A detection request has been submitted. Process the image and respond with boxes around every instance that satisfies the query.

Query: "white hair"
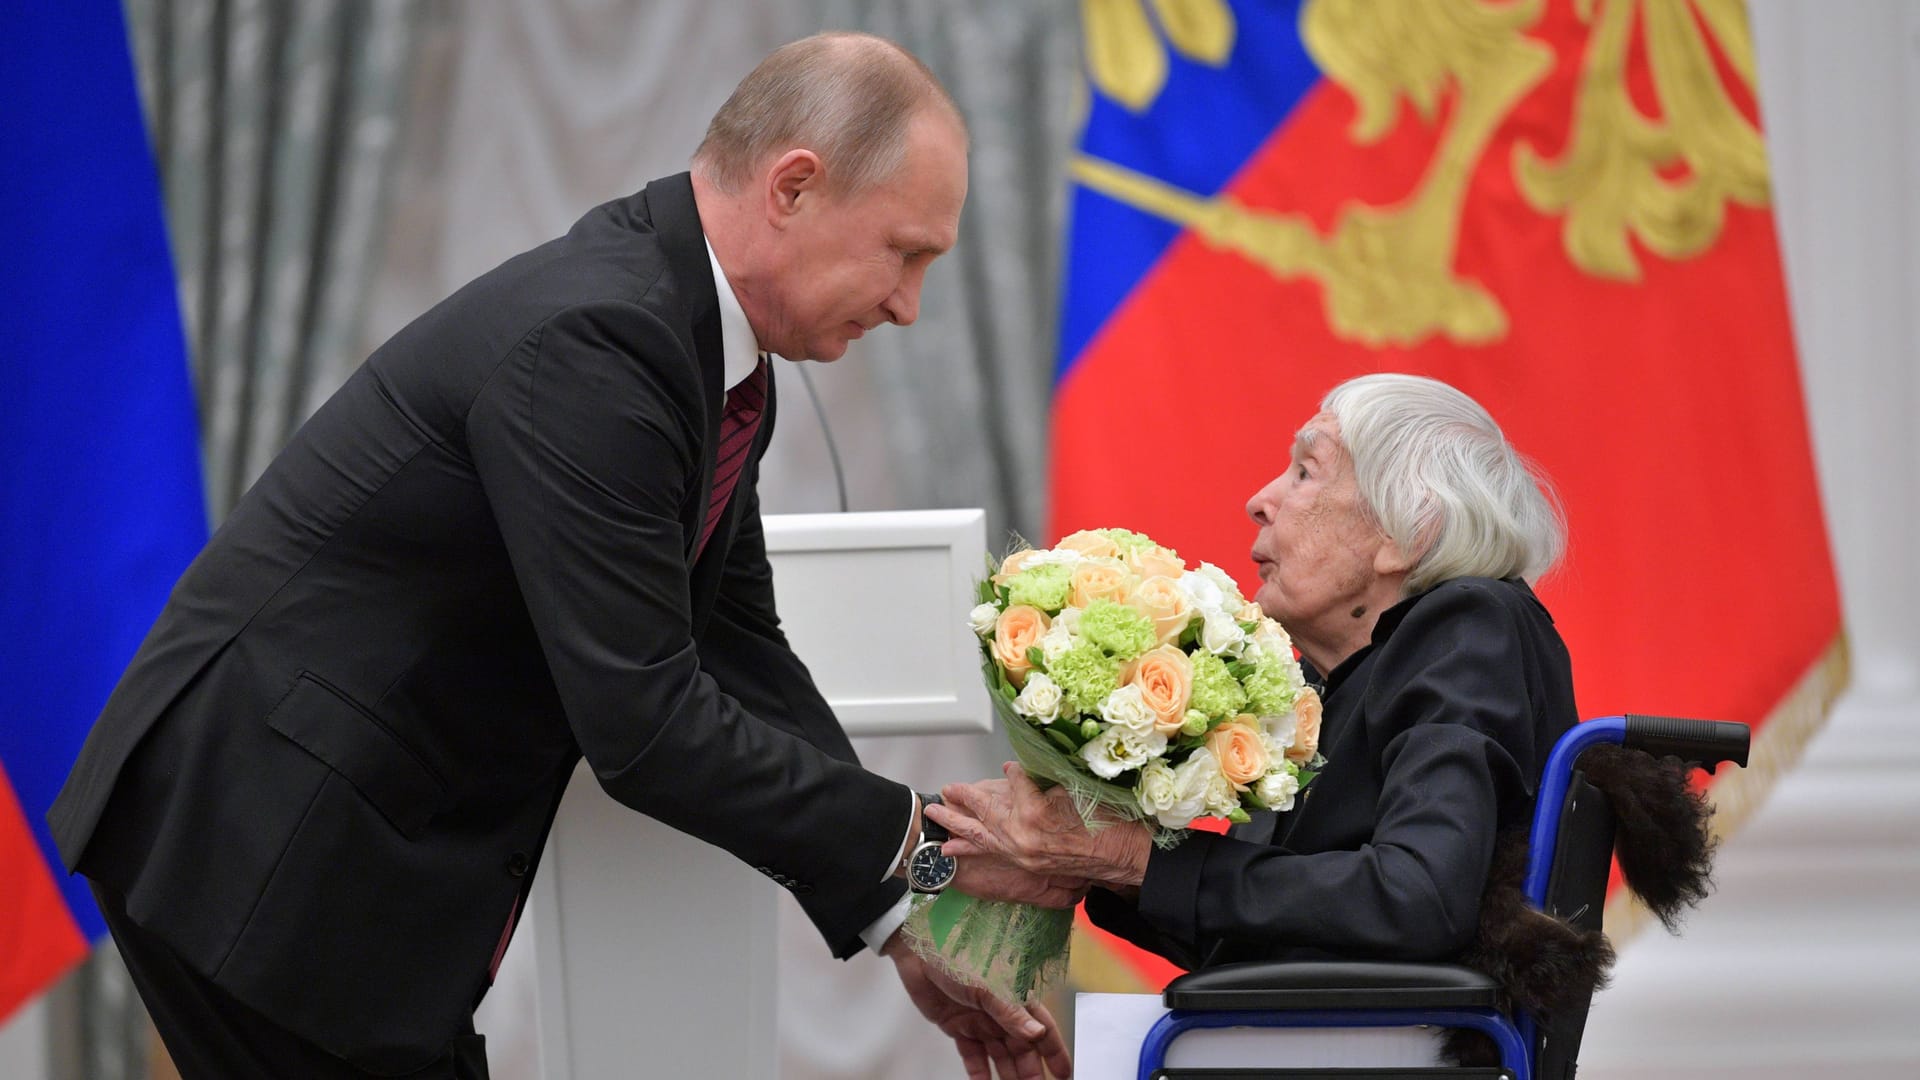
[692,32,965,196]
[1322,373,1565,596]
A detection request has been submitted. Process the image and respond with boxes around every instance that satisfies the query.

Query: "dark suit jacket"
[48,173,911,1073]
[1085,577,1576,970]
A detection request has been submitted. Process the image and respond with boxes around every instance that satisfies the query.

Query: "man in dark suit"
[50,32,1070,1080]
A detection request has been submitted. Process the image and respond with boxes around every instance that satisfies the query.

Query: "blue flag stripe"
[1055,0,1323,384]
[1,1,209,941]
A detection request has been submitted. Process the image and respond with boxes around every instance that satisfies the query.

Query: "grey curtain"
[45,4,430,1078]
[124,0,429,518]
[793,0,1084,546]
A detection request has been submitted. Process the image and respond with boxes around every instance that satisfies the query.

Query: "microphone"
[793,364,850,512]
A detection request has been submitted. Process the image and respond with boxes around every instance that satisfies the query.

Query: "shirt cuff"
[859,894,912,954]
[878,790,919,883]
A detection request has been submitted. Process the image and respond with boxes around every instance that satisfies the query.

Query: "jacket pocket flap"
[267,673,447,838]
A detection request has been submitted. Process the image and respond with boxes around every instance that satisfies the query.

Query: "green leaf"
[1045,728,1081,755]
[925,890,973,950]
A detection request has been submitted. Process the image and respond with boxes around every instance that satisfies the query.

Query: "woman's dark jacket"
[1084,576,1577,969]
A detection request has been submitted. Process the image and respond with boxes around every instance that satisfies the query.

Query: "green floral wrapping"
[901,691,1180,1003]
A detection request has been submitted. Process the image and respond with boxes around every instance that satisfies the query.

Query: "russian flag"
[1,1,207,1022]
[1051,0,1842,990]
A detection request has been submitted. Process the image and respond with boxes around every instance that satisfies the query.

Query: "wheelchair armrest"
[1162,961,1503,1012]
[1622,714,1749,770]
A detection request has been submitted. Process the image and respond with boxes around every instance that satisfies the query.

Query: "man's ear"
[764,149,824,229]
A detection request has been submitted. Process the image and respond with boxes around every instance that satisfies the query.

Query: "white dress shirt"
[703,239,913,953]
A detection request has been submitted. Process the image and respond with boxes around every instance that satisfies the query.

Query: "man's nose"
[884,268,925,326]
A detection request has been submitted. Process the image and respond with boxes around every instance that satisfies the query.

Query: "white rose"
[968,602,1000,637]
[1176,570,1224,615]
[1202,765,1242,817]
[1195,561,1246,607]
[1080,724,1167,780]
[1255,768,1301,813]
[1245,618,1295,661]
[1261,711,1299,755]
[1161,748,1222,827]
[1099,684,1158,734]
[1013,673,1065,724]
[1199,608,1246,656]
[1039,621,1078,666]
[1134,759,1180,820]
[1032,547,1086,571]
[1055,605,1084,633]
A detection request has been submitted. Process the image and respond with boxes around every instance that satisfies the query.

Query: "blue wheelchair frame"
[1136,714,1750,1080]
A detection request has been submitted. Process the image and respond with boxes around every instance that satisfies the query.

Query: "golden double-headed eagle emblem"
[1075,0,1769,347]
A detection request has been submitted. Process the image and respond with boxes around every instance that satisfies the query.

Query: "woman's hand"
[930,763,1154,889]
[950,854,1091,909]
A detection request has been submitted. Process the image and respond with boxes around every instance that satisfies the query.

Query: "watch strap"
[917,791,949,844]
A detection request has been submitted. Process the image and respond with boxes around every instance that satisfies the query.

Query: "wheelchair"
[1135,714,1751,1080]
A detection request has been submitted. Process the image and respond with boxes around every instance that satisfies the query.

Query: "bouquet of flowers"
[905,527,1323,1000]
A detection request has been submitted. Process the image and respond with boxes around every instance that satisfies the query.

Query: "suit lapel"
[641,172,725,543]
[640,173,760,627]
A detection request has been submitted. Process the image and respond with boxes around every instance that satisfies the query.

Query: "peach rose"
[1125,645,1194,734]
[1056,529,1120,559]
[1287,686,1323,763]
[992,547,1044,586]
[1130,575,1194,645]
[1236,601,1266,624]
[992,605,1051,685]
[1207,718,1271,789]
[1126,544,1186,581]
[1070,558,1133,608]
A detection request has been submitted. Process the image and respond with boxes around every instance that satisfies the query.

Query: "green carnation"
[1005,563,1071,612]
[1188,651,1249,719]
[1078,598,1157,660]
[1242,651,1302,717]
[1049,643,1122,713]
[1099,528,1158,555]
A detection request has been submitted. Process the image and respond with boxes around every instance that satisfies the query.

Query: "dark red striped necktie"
[697,355,769,558]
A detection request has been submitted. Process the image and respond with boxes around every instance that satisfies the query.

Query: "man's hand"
[885,931,1072,1079]
[931,764,1154,888]
[951,854,1090,909]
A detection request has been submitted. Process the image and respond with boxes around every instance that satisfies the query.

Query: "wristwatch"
[906,792,958,894]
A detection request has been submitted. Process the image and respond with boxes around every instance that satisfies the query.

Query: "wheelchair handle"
[1622,714,1750,770]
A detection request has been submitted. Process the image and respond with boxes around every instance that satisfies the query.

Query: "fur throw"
[1442,744,1718,1066]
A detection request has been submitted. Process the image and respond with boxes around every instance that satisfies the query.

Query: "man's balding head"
[692,32,967,196]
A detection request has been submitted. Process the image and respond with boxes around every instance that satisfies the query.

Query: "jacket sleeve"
[1131,581,1545,961]
[464,298,914,934]
[1082,886,1206,970]
[696,466,911,956]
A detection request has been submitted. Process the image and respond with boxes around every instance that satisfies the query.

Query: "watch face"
[907,842,957,893]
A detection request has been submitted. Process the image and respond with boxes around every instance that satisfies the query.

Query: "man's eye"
[1296,464,1309,481]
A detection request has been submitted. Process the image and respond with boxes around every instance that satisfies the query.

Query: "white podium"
[490,509,990,1079]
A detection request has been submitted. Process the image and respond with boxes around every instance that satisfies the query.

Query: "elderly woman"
[929,372,1576,973]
